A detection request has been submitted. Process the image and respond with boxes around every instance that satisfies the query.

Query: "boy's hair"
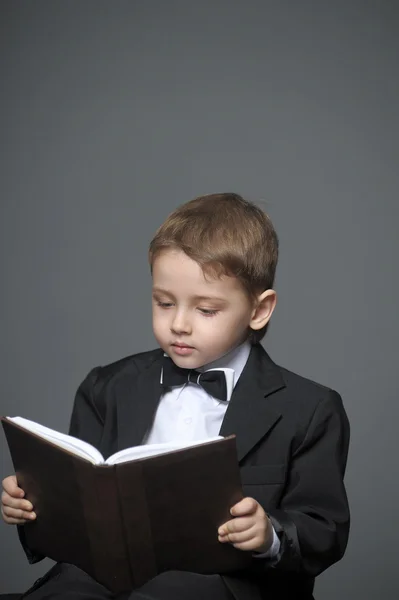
[149,193,279,343]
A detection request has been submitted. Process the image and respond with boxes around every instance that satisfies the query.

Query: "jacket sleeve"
[18,367,103,564]
[68,367,104,443]
[253,390,350,577]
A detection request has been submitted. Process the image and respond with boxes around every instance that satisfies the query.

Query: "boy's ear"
[249,289,277,331]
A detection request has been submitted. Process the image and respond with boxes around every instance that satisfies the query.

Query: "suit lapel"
[115,353,164,451]
[220,344,285,462]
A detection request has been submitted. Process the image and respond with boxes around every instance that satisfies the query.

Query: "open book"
[2,416,248,593]
[7,416,223,465]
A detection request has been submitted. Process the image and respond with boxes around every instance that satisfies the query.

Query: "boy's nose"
[170,311,192,335]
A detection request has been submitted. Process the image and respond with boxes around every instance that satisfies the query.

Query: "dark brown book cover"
[1,417,249,593]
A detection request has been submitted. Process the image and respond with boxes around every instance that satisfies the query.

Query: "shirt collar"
[161,340,251,403]
[198,340,251,386]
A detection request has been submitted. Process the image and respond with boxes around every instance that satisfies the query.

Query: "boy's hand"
[218,497,272,553]
[1,475,36,524]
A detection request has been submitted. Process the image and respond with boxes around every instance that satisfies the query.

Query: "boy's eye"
[198,308,218,316]
[156,301,173,308]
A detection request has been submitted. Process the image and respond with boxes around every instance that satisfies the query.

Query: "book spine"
[73,461,133,593]
[115,460,158,588]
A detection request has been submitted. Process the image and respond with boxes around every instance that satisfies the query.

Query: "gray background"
[1,0,398,597]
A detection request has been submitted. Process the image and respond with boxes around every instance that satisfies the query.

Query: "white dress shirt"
[144,341,280,559]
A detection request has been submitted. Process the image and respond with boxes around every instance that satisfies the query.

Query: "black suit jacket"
[21,344,350,600]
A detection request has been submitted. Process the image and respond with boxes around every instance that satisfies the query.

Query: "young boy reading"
[1,193,350,600]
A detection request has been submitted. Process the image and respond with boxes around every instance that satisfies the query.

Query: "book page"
[105,436,223,465]
[7,417,105,465]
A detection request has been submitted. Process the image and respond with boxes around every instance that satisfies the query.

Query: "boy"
[1,193,350,600]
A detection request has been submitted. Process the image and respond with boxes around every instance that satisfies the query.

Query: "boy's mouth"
[171,342,195,355]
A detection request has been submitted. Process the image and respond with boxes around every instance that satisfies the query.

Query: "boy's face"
[151,249,256,369]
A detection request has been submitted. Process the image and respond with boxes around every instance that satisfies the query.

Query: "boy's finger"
[230,539,261,552]
[230,497,258,517]
[1,493,33,511]
[3,476,24,496]
[1,506,34,525]
[2,506,36,521]
[2,515,30,525]
[219,527,256,544]
[218,516,254,536]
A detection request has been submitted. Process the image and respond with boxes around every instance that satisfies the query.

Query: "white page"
[7,417,223,466]
[7,416,105,465]
[105,436,223,465]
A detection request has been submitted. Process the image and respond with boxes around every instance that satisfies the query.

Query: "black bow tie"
[161,356,228,402]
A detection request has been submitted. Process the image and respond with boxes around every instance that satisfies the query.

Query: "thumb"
[230,497,258,517]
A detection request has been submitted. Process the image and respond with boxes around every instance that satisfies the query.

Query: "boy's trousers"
[21,563,236,600]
